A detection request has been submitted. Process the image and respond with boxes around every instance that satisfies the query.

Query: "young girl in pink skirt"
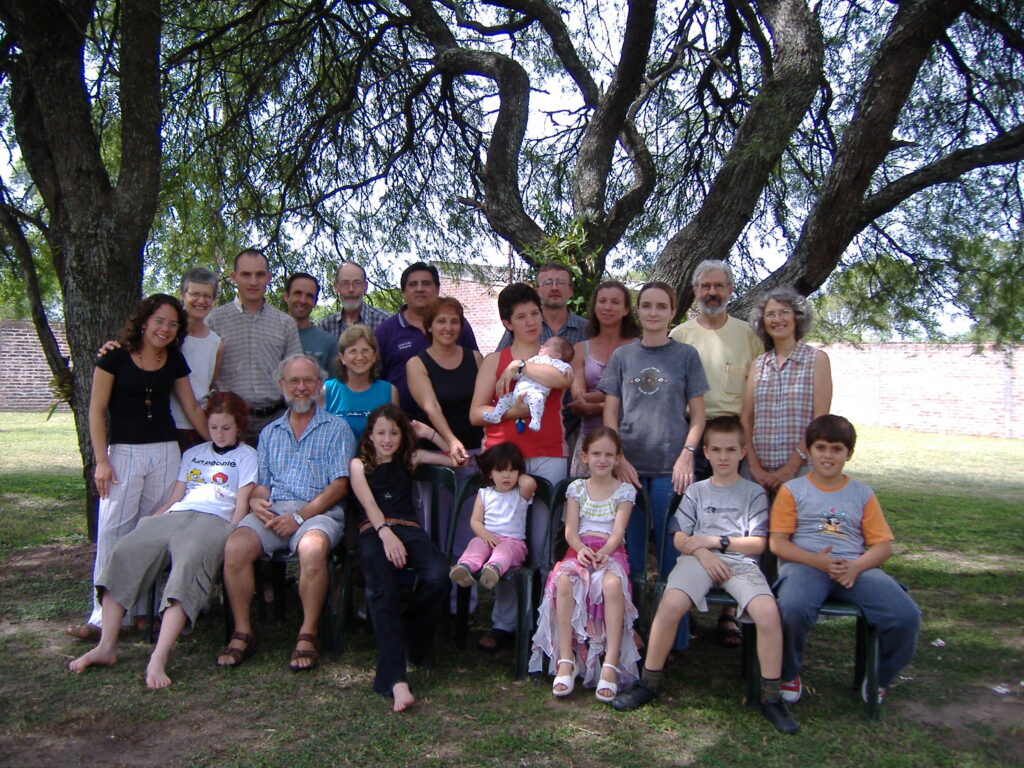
[529,427,640,702]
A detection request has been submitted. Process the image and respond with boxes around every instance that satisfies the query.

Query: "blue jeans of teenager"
[776,562,921,687]
[626,475,689,651]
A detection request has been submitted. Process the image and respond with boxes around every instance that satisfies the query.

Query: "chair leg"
[145,578,159,644]
[859,616,882,719]
[514,572,533,681]
[272,560,287,622]
[455,585,470,650]
[742,622,760,707]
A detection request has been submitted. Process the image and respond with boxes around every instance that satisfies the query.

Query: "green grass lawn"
[0,413,1021,767]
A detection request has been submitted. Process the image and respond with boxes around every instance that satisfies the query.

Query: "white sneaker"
[780,676,802,703]
[861,678,887,705]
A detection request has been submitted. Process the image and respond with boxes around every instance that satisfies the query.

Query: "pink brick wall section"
[816,342,1021,439]
[0,320,71,411]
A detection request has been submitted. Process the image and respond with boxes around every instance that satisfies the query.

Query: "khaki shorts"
[665,554,773,620]
[236,500,343,555]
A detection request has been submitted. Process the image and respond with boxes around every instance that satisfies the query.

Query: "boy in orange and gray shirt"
[769,414,920,705]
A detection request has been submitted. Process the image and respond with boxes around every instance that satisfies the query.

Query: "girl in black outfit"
[348,404,455,712]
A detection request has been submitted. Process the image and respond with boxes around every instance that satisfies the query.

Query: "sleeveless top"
[359,460,417,526]
[483,348,565,459]
[417,348,484,451]
[752,341,816,472]
[171,331,220,429]
[580,340,608,436]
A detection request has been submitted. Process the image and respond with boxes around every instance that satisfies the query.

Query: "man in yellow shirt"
[669,259,762,647]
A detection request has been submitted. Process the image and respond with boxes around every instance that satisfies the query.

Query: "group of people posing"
[66,252,920,730]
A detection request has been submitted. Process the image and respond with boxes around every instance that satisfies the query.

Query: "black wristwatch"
[516,359,526,380]
[719,535,731,552]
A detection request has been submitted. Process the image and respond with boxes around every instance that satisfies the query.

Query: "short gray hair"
[276,353,327,384]
[749,286,814,350]
[691,259,735,289]
[179,267,219,297]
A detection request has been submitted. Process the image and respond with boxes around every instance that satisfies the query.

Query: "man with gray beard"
[669,260,762,648]
[320,260,392,338]
[216,355,354,672]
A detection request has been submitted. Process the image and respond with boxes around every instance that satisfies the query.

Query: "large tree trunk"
[0,0,161,538]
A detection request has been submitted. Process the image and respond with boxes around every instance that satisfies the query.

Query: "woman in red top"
[470,283,572,649]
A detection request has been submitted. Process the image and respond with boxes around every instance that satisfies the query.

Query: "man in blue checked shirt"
[217,354,355,672]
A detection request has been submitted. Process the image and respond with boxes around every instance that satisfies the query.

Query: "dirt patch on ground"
[0,541,94,580]
[899,685,1024,752]
[0,710,267,768]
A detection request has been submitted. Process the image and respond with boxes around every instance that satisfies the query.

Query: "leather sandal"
[216,632,255,667]
[289,632,320,672]
[596,663,619,703]
[552,658,577,697]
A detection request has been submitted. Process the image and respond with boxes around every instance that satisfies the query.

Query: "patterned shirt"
[320,303,392,338]
[496,310,588,352]
[751,341,816,472]
[206,297,302,409]
[567,479,636,537]
[257,404,354,515]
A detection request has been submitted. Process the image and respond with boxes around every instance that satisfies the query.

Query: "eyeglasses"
[336,280,365,290]
[149,316,181,330]
[185,290,214,302]
[284,376,318,387]
[697,282,728,292]
[538,278,571,288]
[763,309,794,321]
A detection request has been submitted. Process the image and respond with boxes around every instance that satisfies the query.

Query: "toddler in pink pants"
[449,442,536,589]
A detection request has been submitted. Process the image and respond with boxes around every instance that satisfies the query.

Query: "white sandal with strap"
[596,663,619,703]
[552,658,577,697]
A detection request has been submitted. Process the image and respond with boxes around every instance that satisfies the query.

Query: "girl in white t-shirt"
[70,392,257,690]
[529,427,640,703]
[450,442,537,590]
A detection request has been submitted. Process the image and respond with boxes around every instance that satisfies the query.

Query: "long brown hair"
[120,294,188,353]
[356,404,417,474]
[585,280,640,339]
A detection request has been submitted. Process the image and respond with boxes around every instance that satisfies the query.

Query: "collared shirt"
[298,324,339,376]
[375,304,478,415]
[669,315,762,419]
[257,404,354,504]
[206,297,303,409]
[320,303,392,338]
[496,310,588,352]
[751,341,816,472]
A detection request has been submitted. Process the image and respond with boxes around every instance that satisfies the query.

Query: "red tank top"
[483,348,565,459]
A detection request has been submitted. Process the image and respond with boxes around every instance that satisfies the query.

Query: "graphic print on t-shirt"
[818,507,846,536]
[628,366,669,395]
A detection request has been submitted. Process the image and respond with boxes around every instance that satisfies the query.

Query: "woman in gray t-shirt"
[599,281,708,650]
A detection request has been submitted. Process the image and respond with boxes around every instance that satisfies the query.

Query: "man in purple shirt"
[375,261,478,417]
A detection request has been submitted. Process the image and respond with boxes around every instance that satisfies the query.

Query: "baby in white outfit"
[483,336,574,432]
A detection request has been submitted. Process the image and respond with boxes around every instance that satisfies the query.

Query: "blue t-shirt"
[323,378,394,440]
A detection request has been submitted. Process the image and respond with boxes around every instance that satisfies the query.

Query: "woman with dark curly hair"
[741,287,832,495]
[67,294,209,640]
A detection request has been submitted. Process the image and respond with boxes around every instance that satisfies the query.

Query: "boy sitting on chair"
[611,416,799,734]
[769,414,920,706]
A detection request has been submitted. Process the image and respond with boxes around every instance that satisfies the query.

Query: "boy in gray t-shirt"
[611,417,799,735]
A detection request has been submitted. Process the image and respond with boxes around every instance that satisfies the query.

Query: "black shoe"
[761,699,800,734]
[611,681,658,711]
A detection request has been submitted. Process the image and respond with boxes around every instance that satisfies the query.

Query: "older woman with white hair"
[740,287,832,495]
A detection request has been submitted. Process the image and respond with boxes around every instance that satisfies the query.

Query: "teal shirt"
[299,325,340,376]
[323,378,394,440]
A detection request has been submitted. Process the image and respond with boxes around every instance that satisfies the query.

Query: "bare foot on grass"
[69,646,116,673]
[65,624,100,641]
[146,661,172,690]
[392,682,415,712]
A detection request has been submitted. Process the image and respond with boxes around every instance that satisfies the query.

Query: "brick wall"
[818,342,1021,439]
[0,320,70,411]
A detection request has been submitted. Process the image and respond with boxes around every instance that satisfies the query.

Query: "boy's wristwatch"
[719,535,730,552]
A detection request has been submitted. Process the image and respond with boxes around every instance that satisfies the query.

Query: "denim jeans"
[627,475,689,651]
[776,562,921,686]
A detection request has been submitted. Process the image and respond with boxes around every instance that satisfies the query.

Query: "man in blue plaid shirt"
[217,354,354,672]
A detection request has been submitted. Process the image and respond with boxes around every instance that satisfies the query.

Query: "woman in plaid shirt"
[741,287,832,495]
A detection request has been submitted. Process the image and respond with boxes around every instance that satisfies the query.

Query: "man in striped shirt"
[206,249,302,446]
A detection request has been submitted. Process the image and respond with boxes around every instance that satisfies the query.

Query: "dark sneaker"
[611,681,658,711]
[780,676,802,703]
[761,699,800,734]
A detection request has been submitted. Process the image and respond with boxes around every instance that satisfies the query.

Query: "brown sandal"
[216,632,255,667]
[289,632,320,672]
